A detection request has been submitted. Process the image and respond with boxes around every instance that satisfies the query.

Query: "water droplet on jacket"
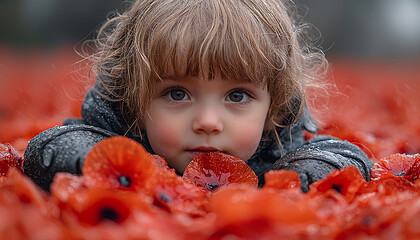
[42,148,54,168]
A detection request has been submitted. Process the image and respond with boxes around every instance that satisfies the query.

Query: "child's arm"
[248,106,373,191]
[24,124,116,191]
[271,136,373,192]
[23,80,154,191]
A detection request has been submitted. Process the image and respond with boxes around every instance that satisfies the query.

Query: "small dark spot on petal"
[332,184,342,193]
[159,193,171,202]
[207,183,220,191]
[118,175,131,187]
[153,193,171,212]
[363,216,374,226]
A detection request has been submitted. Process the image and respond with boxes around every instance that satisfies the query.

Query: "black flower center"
[100,207,120,223]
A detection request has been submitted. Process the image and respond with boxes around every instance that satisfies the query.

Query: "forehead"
[156,75,267,92]
[143,1,288,88]
[156,59,263,86]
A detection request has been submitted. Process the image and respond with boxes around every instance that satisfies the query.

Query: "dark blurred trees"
[1,0,419,58]
[0,0,128,47]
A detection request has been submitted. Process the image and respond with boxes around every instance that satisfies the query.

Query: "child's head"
[91,0,326,172]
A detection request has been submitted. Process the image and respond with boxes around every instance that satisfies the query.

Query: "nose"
[192,106,223,134]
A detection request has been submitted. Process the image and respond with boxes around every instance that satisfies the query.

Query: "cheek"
[230,121,265,160]
[227,101,270,160]
[237,125,263,147]
[145,116,183,155]
[148,123,178,146]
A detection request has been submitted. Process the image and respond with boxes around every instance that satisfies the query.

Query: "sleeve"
[23,124,116,191]
[270,135,373,192]
[247,105,318,186]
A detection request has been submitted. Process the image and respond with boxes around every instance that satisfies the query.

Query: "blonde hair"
[91,0,327,136]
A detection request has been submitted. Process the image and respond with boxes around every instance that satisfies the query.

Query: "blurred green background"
[1,0,420,59]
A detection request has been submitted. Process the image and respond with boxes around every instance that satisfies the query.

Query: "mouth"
[187,147,221,157]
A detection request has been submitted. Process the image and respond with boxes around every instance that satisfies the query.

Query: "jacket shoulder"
[24,124,116,191]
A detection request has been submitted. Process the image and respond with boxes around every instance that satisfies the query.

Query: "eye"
[226,89,250,103]
[165,88,190,101]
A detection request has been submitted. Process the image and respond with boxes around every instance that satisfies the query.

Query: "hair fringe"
[82,0,330,141]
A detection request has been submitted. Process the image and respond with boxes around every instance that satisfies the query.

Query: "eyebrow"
[159,75,260,87]
[157,77,189,86]
[159,74,185,81]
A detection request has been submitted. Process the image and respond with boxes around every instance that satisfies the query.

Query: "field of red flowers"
[1,47,420,239]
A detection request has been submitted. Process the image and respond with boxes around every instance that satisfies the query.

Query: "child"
[24,0,372,192]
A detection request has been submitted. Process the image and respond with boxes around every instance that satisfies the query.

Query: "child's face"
[144,75,271,173]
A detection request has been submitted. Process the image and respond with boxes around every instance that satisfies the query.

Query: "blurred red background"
[0,47,90,153]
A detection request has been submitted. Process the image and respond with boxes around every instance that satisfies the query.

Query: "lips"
[187,147,221,158]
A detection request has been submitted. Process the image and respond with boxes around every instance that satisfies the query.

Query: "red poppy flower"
[208,186,317,224]
[334,201,405,240]
[1,168,51,210]
[0,169,66,239]
[182,152,257,191]
[207,185,326,239]
[0,190,65,240]
[263,170,301,190]
[149,169,208,217]
[50,172,87,210]
[0,143,23,178]
[67,187,150,226]
[308,166,366,203]
[152,154,169,169]
[82,136,156,192]
[371,153,420,182]
[356,177,417,196]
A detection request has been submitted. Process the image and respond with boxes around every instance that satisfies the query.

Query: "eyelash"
[226,88,255,101]
[160,86,255,103]
[161,86,190,101]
